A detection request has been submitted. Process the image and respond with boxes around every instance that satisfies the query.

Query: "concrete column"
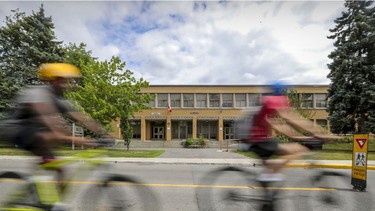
[192,116,197,139]
[218,117,224,142]
[166,117,172,141]
[141,117,146,141]
[146,120,152,140]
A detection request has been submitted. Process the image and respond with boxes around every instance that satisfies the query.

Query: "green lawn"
[55,148,165,158]
[237,150,375,160]
[0,146,164,158]
[1,141,374,160]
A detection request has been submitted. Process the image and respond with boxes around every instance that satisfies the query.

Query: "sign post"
[351,133,369,191]
[71,123,84,150]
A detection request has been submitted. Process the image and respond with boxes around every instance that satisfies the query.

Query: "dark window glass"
[157,93,168,107]
[209,94,220,108]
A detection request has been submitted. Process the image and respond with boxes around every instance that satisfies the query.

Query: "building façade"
[111,85,329,142]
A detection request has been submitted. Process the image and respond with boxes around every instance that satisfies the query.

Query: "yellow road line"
[286,163,375,170]
[0,180,336,191]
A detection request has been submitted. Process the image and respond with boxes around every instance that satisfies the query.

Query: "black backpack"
[0,107,22,145]
[233,107,261,142]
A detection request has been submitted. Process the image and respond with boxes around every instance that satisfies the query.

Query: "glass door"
[153,127,164,140]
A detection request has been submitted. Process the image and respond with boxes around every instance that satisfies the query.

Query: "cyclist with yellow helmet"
[9,63,106,164]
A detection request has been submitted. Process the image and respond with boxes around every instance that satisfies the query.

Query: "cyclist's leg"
[12,126,55,160]
[22,130,67,192]
[274,142,309,171]
[251,140,282,172]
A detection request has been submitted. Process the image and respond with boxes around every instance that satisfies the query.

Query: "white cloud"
[0,1,346,85]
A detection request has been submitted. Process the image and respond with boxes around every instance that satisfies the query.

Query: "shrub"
[184,138,194,147]
[342,135,353,143]
[183,137,207,148]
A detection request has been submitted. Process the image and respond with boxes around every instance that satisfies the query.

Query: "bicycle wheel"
[81,174,160,211]
[0,171,43,210]
[294,170,373,211]
[198,166,281,211]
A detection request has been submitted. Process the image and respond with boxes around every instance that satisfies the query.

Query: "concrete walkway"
[0,148,374,169]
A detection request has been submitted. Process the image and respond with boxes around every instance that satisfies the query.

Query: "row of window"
[130,119,328,140]
[147,93,328,109]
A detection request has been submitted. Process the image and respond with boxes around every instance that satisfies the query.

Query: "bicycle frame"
[0,149,108,211]
[198,155,366,211]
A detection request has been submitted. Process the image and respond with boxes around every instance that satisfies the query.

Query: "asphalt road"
[0,160,374,211]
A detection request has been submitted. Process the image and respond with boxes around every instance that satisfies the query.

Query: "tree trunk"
[120,116,133,151]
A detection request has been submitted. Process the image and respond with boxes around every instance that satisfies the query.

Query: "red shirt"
[250,96,290,141]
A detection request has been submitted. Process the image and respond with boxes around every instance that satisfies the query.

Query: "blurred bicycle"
[197,138,372,211]
[0,139,161,211]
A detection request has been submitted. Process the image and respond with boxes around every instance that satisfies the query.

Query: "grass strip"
[0,146,164,158]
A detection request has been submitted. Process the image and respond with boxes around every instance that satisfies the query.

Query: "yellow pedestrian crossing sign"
[351,134,369,191]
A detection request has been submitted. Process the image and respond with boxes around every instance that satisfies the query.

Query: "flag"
[168,101,172,112]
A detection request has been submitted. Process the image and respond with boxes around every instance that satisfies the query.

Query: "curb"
[0,156,374,170]
[286,163,375,170]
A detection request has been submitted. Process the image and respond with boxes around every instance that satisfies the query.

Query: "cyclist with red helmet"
[247,81,339,181]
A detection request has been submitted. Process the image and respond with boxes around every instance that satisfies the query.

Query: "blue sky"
[0,1,346,85]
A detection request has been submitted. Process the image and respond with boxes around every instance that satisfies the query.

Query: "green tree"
[0,5,64,117]
[327,0,375,134]
[63,42,97,69]
[120,113,133,151]
[66,56,151,150]
[287,89,315,119]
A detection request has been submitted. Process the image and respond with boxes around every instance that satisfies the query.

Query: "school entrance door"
[224,127,235,139]
[153,126,164,140]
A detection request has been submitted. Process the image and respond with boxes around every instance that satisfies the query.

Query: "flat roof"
[149,84,329,87]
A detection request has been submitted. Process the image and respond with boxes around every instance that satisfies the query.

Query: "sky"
[0,1,346,85]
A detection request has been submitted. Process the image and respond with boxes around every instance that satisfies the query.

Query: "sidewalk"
[0,148,374,170]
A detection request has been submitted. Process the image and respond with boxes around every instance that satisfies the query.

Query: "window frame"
[170,93,181,108]
[157,93,168,108]
[235,93,247,107]
[209,93,220,108]
[300,93,313,108]
[182,93,194,108]
[196,94,207,108]
[222,93,233,108]
[315,93,327,108]
[248,93,261,107]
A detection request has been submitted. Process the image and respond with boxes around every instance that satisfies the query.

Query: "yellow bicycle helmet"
[38,63,81,81]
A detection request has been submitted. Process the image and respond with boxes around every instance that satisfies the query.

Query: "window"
[183,94,194,108]
[248,94,261,107]
[316,119,328,128]
[196,94,207,108]
[146,94,156,107]
[235,94,246,107]
[301,93,313,108]
[222,94,233,107]
[197,121,217,139]
[131,121,141,138]
[157,93,168,107]
[170,94,181,107]
[209,94,220,108]
[315,94,327,108]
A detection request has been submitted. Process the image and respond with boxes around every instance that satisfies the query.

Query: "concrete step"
[113,140,241,149]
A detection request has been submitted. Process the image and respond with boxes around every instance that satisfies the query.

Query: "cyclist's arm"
[276,109,340,141]
[32,104,99,146]
[67,111,107,135]
[266,118,313,141]
[55,98,108,136]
